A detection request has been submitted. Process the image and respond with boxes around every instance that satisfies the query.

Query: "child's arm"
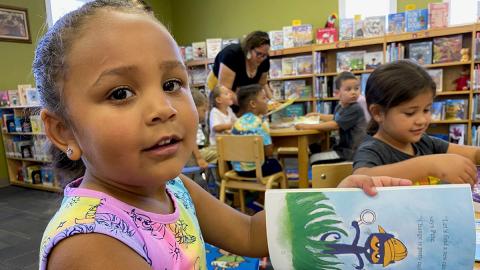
[295,120,338,131]
[264,144,274,157]
[304,112,334,121]
[447,143,480,164]
[213,123,233,133]
[192,145,209,169]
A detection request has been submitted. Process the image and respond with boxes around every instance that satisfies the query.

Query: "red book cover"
[316,28,337,44]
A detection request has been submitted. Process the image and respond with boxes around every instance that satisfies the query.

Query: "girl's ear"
[369,104,384,123]
[249,98,256,109]
[40,109,82,161]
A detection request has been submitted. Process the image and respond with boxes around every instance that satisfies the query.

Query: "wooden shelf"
[269,46,312,57]
[430,120,469,124]
[315,69,373,77]
[436,91,471,96]
[268,74,313,81]
[10,180,61,192]
[385,25,474,43]
[185,58,213,67]
[313,36,384,51]
[6,156,51,163]
[3,131,46,136]
[424,61,471,68]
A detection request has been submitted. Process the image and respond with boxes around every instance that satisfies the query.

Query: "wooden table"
[269,127,321,188]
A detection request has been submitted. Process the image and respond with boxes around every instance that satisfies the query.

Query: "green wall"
[149,0,173,33]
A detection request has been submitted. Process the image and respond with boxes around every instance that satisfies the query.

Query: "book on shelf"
[292,24,313,47]
[30,115,44,133]
[426,69,443,93]
[269,30,284,50]
[388,12,406,34]
[314,51,325,74]
[7,90,19,106]
[360,73,370,96]
[363,15,385,38]
[363,51,383,70]
[191,41,206,60]
[283,103,305,118]
[185,46,193,61]
[221,38,239,50]
[284,80,306,98]
[206,38,222,59]
[281,57,296,76]
[0,91,9,107]
[41,166,54,186]
[428,2,449,29]
[295,55,313,75]
[433,35,462,64]
[316,28,337,44]
[408,41,433,65]
[25,87,40,106]
[269,59,282,79]
[431,101,445,120]
[449,124,466,145]
[339,18,354,41]
[25,165,42,184]
[444,99,466,120]
[265,185,475,270]
[475,33,480,61]
[353,19,364,38]
[405,9,429,32]
[336,51,366,72]
[3,113,15,133]
[283,26,294,49]
[17,84,31,106]
[269,81,284,100]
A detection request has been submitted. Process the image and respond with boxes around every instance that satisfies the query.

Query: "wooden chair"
[216,135,287,213]
[311,162,353,188]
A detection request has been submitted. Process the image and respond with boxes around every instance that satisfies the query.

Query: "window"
[339,0,397,19]
[45,0,93,27]
[446,0,477,26]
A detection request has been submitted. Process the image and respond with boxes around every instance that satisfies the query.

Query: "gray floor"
[0,186,60,270]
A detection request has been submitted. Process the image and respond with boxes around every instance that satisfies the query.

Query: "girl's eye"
[108,86,134,100]
[163,79,183,92]
[404,112,414,116]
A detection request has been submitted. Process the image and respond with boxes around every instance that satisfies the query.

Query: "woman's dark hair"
[240,31,270,56]
[334,71,357,90]
[237,84,263,115]
[365,60,436,135]
[32,0,154,185]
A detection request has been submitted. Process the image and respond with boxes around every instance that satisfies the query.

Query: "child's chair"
[311,162,353,188]
[216,135,287,213]
[182,164,218,197]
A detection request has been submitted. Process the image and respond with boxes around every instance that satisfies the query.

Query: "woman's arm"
[217,63,238,104]
[258,73,273,99]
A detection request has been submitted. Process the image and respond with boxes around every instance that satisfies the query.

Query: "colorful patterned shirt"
[231,112,271,172]
[39,177,206,270]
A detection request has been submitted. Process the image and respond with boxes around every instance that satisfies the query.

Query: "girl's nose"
[146,91,177,124]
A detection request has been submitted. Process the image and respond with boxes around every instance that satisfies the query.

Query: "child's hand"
[337,175,412,196]
[196,158,209,169]
[430,154,477,186]
[305,112,320,117]
[295,123,310,130]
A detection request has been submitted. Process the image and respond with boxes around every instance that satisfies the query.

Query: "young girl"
[35,1,412,269]
[208,85,237,146]
[353,60,479,186]
[232,84,283,177]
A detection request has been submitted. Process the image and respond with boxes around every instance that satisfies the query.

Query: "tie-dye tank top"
[39,177,206,270]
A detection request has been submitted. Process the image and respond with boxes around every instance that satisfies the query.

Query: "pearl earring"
[246,52,251,59]
[66,147,73,158]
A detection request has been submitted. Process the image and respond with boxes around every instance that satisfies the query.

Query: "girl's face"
[216,87,233,107]
[59,11,197,186]
[375,91,433,148]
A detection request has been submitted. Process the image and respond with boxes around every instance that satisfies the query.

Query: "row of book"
[269,80,312,101]
[3,136,50,161]
[336,51,383,73]
[472,125,480,147]
[2,114,44,134]
[182,38,240,61]
[471,65,480,91]
[431,99,467,121]
[269,56,313,78]
[0,85,40,107]
[17,164,54,186]
[471,95,480,120]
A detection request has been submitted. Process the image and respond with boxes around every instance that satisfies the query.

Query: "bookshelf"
[185,58,213,91]
[268,23,480,145]
[0,105,61,192]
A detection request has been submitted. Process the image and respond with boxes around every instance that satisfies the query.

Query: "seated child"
[295,71,367,164]
[209,85,237,146]
[231,84,283,177]
[187,89,217,168]
[353,60,478,186]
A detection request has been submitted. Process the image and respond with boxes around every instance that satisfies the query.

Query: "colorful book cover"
[292,24,313,47]
[363,51,383,70]
[431,101,444,120]
[205,243,260,270]
[25,87,40,106]
[17,84,31,106]
[281,57,296,76]
[192,41,207,60]
[433,35,463,63]
[295,55,313,75]
[405,9,428,32]
[284,80,306,98]
[206,38,222,59]
[269,81,284,100]
[339,18,354,41]
[449,124,466,145]
[269,30,284,50]
[445,99,466,120]
[354,19,364,38]
[0,91,9,107]
[363,16,385,38]
[283,103,305,117]
[337,51,366,72]
[408,41,433,65]
[265,185,475,270]
[269,59,282,79]
[7,90,19,106]
[283,26,294,49]
[428,2,449,29]
[316,28,337,44]
[388,13,406,34]
[426,69,443,93]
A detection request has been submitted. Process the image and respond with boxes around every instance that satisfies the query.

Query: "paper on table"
[266,95,298,116]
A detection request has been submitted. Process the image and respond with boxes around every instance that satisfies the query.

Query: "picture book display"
[433,35,462,64]
[292,24,313,47]
[192,41,207,60]
[388,13,405,34]
[363,16,385,38]
[206,38,222,59]
[449,124,466,145]
[339,18,354,41]
[283,26,294,49]
[364,51,383,69]
[426,69,443,93]
[269,30,284,50]
[428,2,449,29]
[316,28,337,44]
[354,19,364,39]
[406,9,428,32]
[408,41,432,65]
[265,185,475,270]
[337,51,366,72]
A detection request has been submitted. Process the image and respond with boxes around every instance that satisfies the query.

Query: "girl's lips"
[143,140,180,158]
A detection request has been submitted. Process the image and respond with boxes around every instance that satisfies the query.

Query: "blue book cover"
[205,243,260,269]
[266,185,475,270]
[388,13,406,34]
[406,9,428,32]
[408,41,433,65]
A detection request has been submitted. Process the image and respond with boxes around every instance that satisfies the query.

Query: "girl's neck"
[374,129,415,155]
[80,171,174,215]
[216,104,229,114]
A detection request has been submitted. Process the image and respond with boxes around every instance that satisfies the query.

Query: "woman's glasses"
[253,49,268,59]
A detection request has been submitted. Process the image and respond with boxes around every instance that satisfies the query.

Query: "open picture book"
[265,184,475,270]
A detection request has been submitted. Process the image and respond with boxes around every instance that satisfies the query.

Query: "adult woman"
[207,31,273,106]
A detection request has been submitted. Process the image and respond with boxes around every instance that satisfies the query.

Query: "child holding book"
[208,85,237,146]
[231,84,282,177]
[353,60,479,185]
[295,71,367,164]
[187,89,217,169]
[35,1,412,269]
